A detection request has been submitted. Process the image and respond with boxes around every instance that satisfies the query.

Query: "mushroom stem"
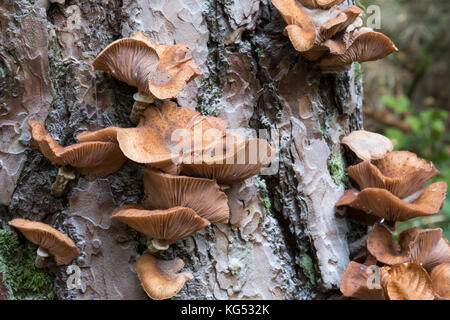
[35,247,50,268]
[147,239,170,253]
[51,166,76,197]
[131,92,155,125]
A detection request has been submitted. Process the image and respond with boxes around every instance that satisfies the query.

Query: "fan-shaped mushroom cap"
[336,182,447,222]
[28,121,126,177]
[341,130,393,161]
[112,205,210,244]
[381,263,434,300]
[9,218,79,265]
[180,137,276,185]
[320,28,398,67]
[298,0,345,9]
[367,224,442,266]
[135,253,193,300]
[340,261,386,300]
[430,263,450,300]
[142,168,229,224]
[93,31,200,100]
[272,0,362,54]
[348,151,440,198]
[116,101,227,173]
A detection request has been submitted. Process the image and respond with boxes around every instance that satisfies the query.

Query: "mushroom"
[112,205,210,252]
[430,263,450,300]
[366,224,444,266]
[93,31,200,101]
[297,0,345,9]
[28,121,126,177]
[135,253,193,300]
[180,135,276,185]
[341,130,394,162]
[340,261,386,300]
[348,151,440,198]
[272,0,363,57]
[320,28,398,68]
[142,167,230,224]
[51,166,76,197]
[8,218,79,268]
[336,181,447,222]
[381,263,435,300]
[116,101,227,175]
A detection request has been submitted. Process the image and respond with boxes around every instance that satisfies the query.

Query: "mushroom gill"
[28,121,126,177]
[336,182,447,222]
[348,151,440,198]
[9,218,79,266]
[142,168,230,224]
[135,253,193,300]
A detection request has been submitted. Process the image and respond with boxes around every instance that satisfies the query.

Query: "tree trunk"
[0,0,364,300]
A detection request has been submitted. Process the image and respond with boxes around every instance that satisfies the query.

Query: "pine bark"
[0,0,364,299]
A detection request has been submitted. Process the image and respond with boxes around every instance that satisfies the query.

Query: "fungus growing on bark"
[341,130,394,162]
[180,136,276,185]
[336,182,447,222]
[28,121,126,177]
[9,218,79,268]
[112,205,210,252]
[366,224,444,267]
[142,168,230,224]
[116,101,227,175]
[381,263,435,300]
[135,253,193,300]
[348,151,440,198]
[430,263,450,300]
[340,261,386,300]
[93,31,200,101]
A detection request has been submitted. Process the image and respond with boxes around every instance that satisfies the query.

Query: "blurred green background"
[358,0,450,238]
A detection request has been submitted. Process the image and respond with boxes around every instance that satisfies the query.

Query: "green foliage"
[0,229,55,300]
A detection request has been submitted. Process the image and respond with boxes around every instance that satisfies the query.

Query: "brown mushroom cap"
[93,31,200,100]
[180,137,276,185]
[430,263,450,300]
[424,238,450,270]
[382,263,434,300]
[298,0,345,9]
[348,151,440,198]
[28,121,126,177]
[367,224,442,265]
[336,182,447,222]
[112,205,210,244]
[9,218,79,265]
[341,130,394,161]
[320,28,398,67]
[142,167,230,224]
[340,261,386,300]
[116,101,227,173]
[135,253,193,300]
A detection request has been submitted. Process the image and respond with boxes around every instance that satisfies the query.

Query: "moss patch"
[297,253,316,288]
[328,152,348,186]
[256,176,272,213]
[354,62,362,85]
[0,229,55,300]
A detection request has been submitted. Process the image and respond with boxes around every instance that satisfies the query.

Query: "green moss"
[255,176,272,213]
[297,254,316,287]
[254,47,263,57]
[0,229,55,300]
[328,153,348,186]
[354,62,362,85]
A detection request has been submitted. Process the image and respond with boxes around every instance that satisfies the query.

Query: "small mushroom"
[366,224,443,266]
[112,205,210,252]
[93,31,200,101]
[29,121,126,177]
[381,263,435,300]
[430,263,450,300]
[116,101,227,174]
[9,218,79,267]
[340,261,386,300]
[348,151,440,198]
[341,130,394,161]
[135,253,193,300]
[180,135,276,185]
[336,182,447,222]
[142,168,230,224]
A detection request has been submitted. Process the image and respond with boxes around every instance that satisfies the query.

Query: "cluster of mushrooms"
[337,130,449,300]
[272,0,398,72]
[9,31,275,300]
